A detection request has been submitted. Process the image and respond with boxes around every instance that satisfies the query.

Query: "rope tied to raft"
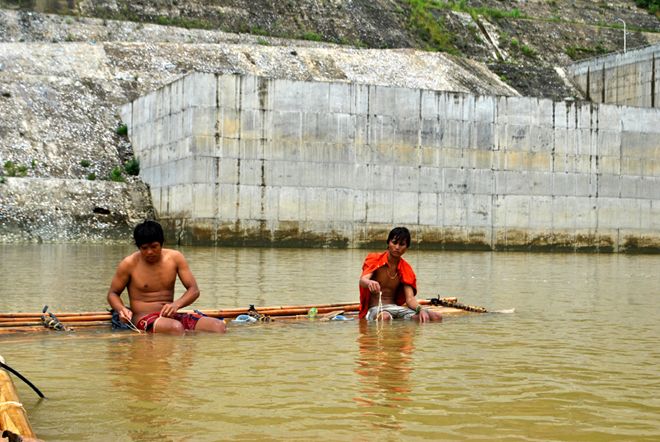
[0,401,24,410]
[247,305,272,322]
[41,305,71,331]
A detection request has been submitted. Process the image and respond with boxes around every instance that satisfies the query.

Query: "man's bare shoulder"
[161,248,187,263]
[161,248,183,257]
[118,251,141,267]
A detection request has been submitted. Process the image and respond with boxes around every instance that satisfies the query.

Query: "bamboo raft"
[0,355,38,442]
[0,297,487,335]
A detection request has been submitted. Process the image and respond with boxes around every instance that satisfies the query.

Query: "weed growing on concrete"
[80,159,91,168]
[87,173,96,181]
[124,158,140,176]
[116,124,128,136]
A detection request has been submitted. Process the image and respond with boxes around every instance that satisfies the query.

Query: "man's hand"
[365,279,381,294]
[417,308,431,323]
[118,306,133,323]
[160,302,179,318]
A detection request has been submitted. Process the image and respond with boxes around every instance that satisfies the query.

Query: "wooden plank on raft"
[0,355,37,441]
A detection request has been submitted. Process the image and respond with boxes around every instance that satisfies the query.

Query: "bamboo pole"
[0,315,112,325]
[0,355,37,440]
[0,297,469,331]
[0,302,364,323]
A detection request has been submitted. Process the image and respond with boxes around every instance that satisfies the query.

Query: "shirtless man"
[358,227,442,323]
[107,220,226,334]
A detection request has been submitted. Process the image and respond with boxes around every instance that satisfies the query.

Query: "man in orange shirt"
[358,227,442,322]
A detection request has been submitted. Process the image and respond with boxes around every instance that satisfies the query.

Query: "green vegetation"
[565,44,609,60]
[116,124,128,136]
[256,37,270,46]
[106,158,139,182]
[300,31,322,42]
[108,166,124,182]
[87,173,96,181]
[473,7,523,20]
[403,0,529,54]
[124,158,140,176]
[636,0,660,15]
[3,161,28,177]
[80,159,91,168]
[250,26,270,36]
[520,44,537,58]
[406,0,457,53]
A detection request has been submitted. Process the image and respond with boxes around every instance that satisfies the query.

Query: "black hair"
[133,220,165,247]
[387,226,411,247]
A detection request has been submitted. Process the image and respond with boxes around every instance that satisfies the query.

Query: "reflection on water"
[355,321,415,408]
[1,244,659,441]
[107,336,195,442]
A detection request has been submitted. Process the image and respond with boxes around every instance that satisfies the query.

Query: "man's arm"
[404,284,431,322]
[359,271,380,294]
[107,259,133,322]
[159,251,200,317]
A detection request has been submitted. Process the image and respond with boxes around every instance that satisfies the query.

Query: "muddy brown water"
[1,244,659,441]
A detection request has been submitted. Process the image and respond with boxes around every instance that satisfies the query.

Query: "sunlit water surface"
[1,244,659,441]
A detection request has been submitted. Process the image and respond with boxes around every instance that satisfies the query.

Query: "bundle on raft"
[0,296,486,334]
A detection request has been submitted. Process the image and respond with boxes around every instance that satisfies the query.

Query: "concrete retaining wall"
[567,44,660,108]
[120,73,660,251]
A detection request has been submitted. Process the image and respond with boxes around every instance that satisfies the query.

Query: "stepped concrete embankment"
[122,73,660,251]
[567,44,660,108]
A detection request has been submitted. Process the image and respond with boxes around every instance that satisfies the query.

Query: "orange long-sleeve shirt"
[358,251,417,319]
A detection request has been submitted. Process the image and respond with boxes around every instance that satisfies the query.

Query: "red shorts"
[136,312,202,333]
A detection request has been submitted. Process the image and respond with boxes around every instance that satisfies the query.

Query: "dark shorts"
[136,312,202,333]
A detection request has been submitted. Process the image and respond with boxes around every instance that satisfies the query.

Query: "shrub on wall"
[124,158,140,176]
